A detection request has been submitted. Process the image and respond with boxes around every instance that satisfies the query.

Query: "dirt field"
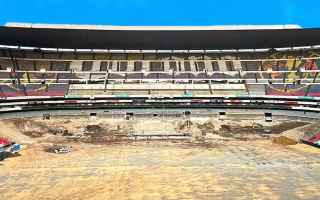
[0,117,320,200]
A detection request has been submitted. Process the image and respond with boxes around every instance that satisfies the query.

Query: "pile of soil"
[178,120,270,140]
[272,136,298,145]
[197,121,216,134]
[85,125,105,135]
[177,120,193,131]
[111,123,133,135]
[220,125,232,132]
[272,122,320,146]
[49,127,71,136]
[271,121,309,134]
[11,119,51,138]
[81,124,123,143]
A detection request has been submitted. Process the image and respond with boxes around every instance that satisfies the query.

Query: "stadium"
[1,24,320,121]
[1,23,320,199]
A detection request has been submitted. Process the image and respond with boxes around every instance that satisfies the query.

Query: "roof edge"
[5,22,302,31]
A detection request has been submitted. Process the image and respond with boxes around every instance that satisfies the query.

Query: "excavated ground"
[0,117,319,200]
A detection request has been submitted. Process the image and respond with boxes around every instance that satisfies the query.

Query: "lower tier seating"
[0,84,69,97]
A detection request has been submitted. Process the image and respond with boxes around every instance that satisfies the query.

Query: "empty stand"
[1,48,320,97]
[247,84,266,96]
[266,84,308,96]
[100,62,109,71]
[0,59,12,70]
[18,60,35,71]
[169,61,178,71]
[35,61,51,71]
[51,61,70,71]
[134,61,143,71]
[211,61,220,71]
[68,83,247,96]
[119,61,128,71]
[82,61,93,71]
[0,84,68,97]
[242,61,261,71]
[150,62,163,71]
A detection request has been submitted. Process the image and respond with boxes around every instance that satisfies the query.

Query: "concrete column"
[110,61,117,71]
[92,61,101,72]
[233,60,242,71]
[127,61,134,72]
[163,61,170,71]
[180,61,185,72]
[204,60,212,72]
[142,61,149,72]
[70,61,83,72]
[190,61,196,72]
[217,60,227,72]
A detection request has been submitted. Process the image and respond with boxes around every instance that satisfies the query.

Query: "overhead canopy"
[0,25,320,50]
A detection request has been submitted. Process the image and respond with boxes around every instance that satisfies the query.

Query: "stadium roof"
[0,23,320,50]
[5,23,302,30]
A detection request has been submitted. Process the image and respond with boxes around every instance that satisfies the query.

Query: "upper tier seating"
[1,48,319,73]
[2,58,319,74]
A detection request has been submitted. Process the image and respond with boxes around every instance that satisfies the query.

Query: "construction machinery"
[0,137,21,161]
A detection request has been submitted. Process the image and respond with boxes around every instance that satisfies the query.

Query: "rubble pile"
[44,144,73,154]
[272,136,298,145]
[270,121,309,134]
[176,119,273,140]
[272,122,320,146]
[12,119,51,138]
[3,117,317,147]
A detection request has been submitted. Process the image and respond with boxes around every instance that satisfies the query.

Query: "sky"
[1,0,320,28]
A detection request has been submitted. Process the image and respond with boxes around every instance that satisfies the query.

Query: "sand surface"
[1,140,320,200]
[0,117,319,200]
